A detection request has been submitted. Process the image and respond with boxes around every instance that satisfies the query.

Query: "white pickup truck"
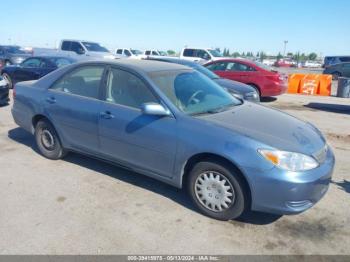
[33,40,117,60]
[59,40,117,59]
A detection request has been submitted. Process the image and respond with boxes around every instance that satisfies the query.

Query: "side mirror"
[77,48,85,55]
[141,103,171,116]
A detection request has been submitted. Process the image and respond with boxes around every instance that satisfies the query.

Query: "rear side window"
[105,68,158,109]
[124,50,132,56]
[145,51,151,55]
[61,41,71,51]
[227,62,255,71]
[22,58,42,68]
[51,65,105,99]
[116,49,123,54]
[183,49,195,57]
[151,51,158,55]
[205,62,227,71]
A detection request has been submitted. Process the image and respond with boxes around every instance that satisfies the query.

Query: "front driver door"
[45,65,106,153]
[98,67,177,178]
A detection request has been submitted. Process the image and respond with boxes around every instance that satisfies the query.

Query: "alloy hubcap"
[41,129,55,150]
[195,171,235,212]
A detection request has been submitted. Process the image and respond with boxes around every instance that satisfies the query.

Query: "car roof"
[78,59,192,73]
[147,57,197,66]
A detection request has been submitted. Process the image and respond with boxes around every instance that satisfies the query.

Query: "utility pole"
[283,40,288,57]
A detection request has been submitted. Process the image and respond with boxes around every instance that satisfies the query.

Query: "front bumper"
[243,147,335,215]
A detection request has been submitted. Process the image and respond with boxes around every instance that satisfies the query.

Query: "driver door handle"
[45,97,56,104]
[100,111,114,119]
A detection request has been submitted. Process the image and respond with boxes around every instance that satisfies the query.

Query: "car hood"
[214,78,255,94]
[200,102,326,155]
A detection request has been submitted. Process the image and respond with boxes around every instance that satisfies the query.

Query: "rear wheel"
[187,161,248,220]
[2,73,12,89]
[35,119,67,160]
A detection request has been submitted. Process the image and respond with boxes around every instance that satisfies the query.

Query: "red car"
[204,59,288,97]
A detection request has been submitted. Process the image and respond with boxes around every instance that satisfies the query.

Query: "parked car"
[145,57,259,102]
[323,56,350,68]
[262,59,276,66]
[115,48,143,59]
[180,47,224,63]
[274,59,296,67]
[1,56,75,89]
[204,59,288,97]
[0,75,9,105]
[144,50,168,56]
[0,45,31,66]
[59,39,116,59]
[12,59,334,220]
[303,60,322,68]
[323,62,350,79]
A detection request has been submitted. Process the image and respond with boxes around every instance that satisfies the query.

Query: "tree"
[242,52,246,57]
[232,52,240,58]
[256,52,260,57]
[260,51,267,62]
[277,52,283,60]
[308,52,317,60]
[287,52,293,57]
[167,50,176,56]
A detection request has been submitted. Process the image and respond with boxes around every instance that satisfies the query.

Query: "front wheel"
[35,119,67,160]
[2,73,13,89]
[187,161,248,220]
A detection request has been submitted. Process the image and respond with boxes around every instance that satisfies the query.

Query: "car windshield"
[131,49,143,55]
[208,49,223,57]
[158,51,167,56]
[82,42,109,52]
[5,46,26,54]
[148,70,241,115]
[191,63,220,79]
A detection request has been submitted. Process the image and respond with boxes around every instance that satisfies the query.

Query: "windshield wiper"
[191,103,237,116]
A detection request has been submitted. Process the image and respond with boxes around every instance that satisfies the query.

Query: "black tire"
[2,73,12,89]
[187,161,248,221]
[35,119,67,160]
[332,72,341,80]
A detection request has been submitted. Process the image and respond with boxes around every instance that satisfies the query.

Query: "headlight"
[244,91,259,101]
[258,149,319,171]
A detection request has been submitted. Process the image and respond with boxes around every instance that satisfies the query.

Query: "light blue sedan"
[11,60,335,220]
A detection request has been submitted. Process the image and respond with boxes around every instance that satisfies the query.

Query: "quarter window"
[105,68,158,109]
[51,66,105,99]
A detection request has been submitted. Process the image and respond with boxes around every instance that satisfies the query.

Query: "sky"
[1,0,349,56]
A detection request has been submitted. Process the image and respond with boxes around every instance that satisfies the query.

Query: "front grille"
[313,145,328,164]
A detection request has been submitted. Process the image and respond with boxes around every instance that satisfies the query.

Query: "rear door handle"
[46,97,56,104]
[100,111,114,119]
